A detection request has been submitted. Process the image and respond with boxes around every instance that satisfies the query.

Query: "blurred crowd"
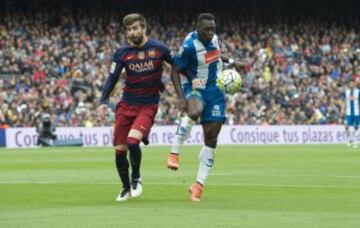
[0,3,359,128]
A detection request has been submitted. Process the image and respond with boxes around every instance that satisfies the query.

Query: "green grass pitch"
[1,145,360,228]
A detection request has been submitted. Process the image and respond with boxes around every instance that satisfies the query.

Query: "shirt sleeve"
[100,49,124,104]
[159,43,173,65]
[173,43,192,70]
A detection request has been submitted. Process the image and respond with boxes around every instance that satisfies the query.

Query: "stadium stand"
[0,0,359,127]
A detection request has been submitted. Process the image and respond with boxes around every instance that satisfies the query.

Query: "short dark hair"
[197,13,215,25]
[122,13,147,28]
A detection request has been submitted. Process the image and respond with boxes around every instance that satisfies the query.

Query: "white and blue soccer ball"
[217,69,242,94]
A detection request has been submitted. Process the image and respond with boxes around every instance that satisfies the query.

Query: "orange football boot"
[167,153,179,170]
[188,182,203,202]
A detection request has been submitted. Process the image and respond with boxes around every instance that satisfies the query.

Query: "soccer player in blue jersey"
[169,13,232,201]
[99,13,173,201]
[167,59,242,171]
[343,79,360,148]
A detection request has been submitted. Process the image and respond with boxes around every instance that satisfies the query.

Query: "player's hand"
[177,98,187,112]
[234,60,247,72]
[97,104,108,118]
[192,79,205,90]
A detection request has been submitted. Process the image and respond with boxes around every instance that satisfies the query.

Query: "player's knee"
[205,138,217,148]
[204,127,218,139]
[126,137,140,146]
[115,144,127,152]
[187,111,200,121]
[204,130,218,148]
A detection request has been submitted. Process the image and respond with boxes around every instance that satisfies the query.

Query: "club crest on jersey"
[204,49,220,64]
[211,105,221,117]
[129,60,155,73]
[138,51,145,60]
[148,50,156,58]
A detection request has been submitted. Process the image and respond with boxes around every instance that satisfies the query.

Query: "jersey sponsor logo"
[204,49,220,64]
[138,51,145,60]
[348,95,355,100]
[128,60,155,73]
[139,125,147,130]
[110,62,116,73]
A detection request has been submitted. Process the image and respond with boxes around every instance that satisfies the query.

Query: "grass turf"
[1,145,360,227]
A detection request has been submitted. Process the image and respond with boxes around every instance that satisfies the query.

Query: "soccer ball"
[217,69,242,94]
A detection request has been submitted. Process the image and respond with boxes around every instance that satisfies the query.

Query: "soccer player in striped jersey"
[169,13,234,201]
[343,79,360,148]
[100,13,173,201]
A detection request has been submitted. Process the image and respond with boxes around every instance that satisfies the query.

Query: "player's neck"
[130,36,149,48]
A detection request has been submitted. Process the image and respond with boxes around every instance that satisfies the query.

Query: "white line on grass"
[1,181,360,190]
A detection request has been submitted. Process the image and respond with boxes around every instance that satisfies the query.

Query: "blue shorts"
[345,115,360,127]
[184,86,226,123]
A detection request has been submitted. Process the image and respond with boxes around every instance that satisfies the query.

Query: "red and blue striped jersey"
[100,38,173,105]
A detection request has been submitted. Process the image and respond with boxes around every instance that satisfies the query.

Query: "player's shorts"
[184,86,226,123]
[345,115,360,128]
[113,102,158,146]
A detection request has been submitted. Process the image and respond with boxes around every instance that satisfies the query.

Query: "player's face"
[197,19,216,43]
[126,21,145,46]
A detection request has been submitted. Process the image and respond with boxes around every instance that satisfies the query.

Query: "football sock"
[127,137,142,181]
[115,150,130,190]
[171,115,196,154]
[353,127,358,144]
[196,145,215,185]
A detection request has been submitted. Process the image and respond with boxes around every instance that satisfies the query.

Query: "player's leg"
[168,91,203,170]
[352,117,359,148]
[345,116,353,147]
[127,105,158,197]
[126,129,143,198]
[168,114,196,170]
[189,121,222,202]
[114,144,131,201]
[189,88,225,201]
[113,108,133,202]
[170,114,196,154]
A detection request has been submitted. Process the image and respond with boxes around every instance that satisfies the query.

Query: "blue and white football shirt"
[345,88,360,117]
[174,31,222,90]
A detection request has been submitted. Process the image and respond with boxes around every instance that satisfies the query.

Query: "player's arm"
[221,54,246,72]
[162,44,174,65]
[171,44,191,111]
[100,51,124,105]
[161,44,175,94]
[341,91,347,117]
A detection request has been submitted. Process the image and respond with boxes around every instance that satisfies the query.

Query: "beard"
[130,35,143,46]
